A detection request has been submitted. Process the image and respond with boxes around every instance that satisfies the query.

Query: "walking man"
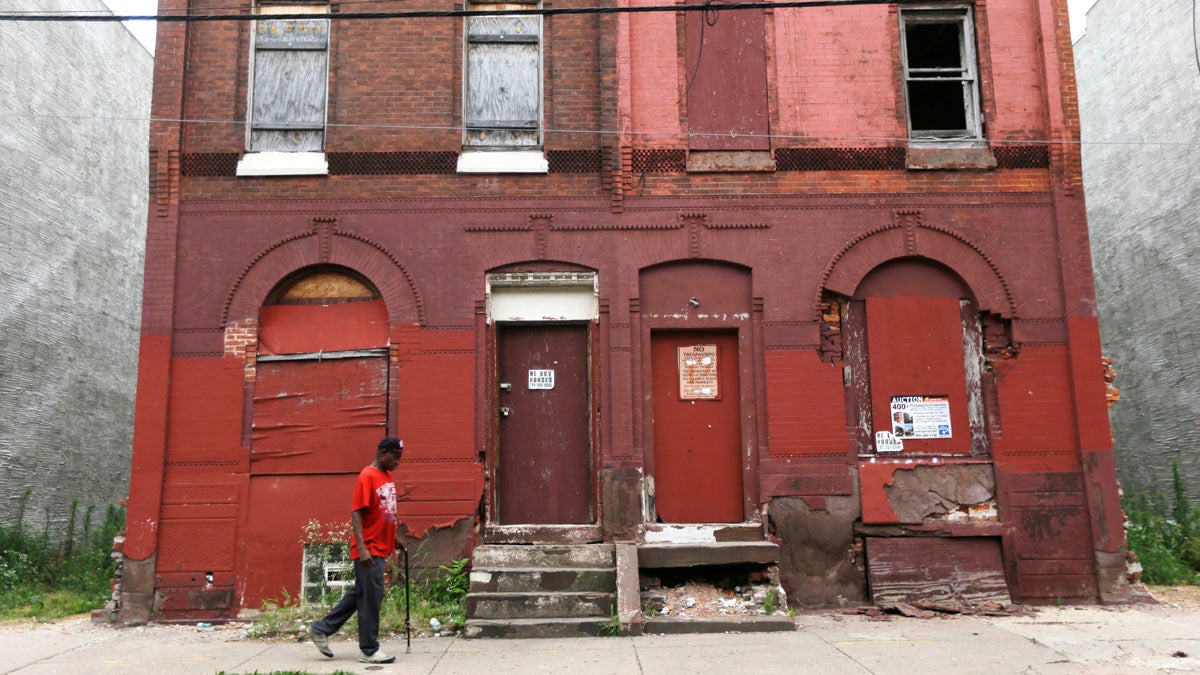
[310,437,404,663]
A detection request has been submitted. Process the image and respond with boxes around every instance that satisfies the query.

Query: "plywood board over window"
[464,4,542,148]
[249,4,329,152]
[684,0,769,150]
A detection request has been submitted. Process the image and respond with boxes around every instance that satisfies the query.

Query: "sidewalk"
[2,604,1198,674]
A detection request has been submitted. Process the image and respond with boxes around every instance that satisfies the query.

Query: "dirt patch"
[1146,584,1200,610]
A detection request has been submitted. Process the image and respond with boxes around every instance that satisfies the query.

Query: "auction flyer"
[889,395,952,439]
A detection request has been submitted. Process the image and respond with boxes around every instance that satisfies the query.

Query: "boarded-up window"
[249,4,329,152]
[684,1,769,151]
[900,6,982,142]
[464,2,542,148]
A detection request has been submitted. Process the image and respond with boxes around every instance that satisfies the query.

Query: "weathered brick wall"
[0,0,152,532]
[1076,0,1200,502]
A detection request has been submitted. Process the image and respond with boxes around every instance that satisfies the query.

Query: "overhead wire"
[3,111,1197,148]
[1,0,912,22]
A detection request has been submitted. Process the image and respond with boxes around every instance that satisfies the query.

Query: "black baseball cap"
[378,437,404,453]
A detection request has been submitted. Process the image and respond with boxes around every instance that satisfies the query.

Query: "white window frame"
[899,5,984,145]
[238,2,330,176]
[458,0,547,173]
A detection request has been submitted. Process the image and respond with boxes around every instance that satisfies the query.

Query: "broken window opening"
[900,6,983,144]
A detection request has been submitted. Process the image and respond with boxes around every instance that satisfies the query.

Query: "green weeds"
[0,490,124,620]
[250,555,470,639]
[1123,463,1200,585]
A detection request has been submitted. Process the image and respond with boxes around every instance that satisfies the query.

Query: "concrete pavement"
[2,604,1199,674]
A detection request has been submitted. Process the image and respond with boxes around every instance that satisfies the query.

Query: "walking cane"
[401,542,411,654]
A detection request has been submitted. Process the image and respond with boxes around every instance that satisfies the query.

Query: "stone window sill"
[236,152,329,177]
[906,144,997,170]
[686,150,776,173]
[456,151,548,174]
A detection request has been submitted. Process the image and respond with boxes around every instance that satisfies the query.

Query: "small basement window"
[900,6,983,144]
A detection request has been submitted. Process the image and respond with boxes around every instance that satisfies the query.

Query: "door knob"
[499,406,512,418]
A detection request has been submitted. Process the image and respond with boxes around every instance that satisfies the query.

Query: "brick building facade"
[119,0,1129,624]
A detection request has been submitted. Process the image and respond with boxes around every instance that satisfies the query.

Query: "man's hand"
[359,549,375,567]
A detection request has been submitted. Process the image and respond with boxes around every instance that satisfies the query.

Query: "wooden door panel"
[865,296,971,454]
[651,331,743,523]
[496,324,592,525]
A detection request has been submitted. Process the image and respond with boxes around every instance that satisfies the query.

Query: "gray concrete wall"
[1074,0,1200,503]
[0,1,152,535]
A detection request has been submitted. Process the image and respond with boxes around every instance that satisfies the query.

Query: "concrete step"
[466,591,615,619]
[637,541,780,568]
[472,544,615,569]
[470,567,616,594]
[463,617,612,639]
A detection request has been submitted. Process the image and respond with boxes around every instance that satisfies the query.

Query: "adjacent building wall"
[1075,0,1200,502]
[0,0,153,532]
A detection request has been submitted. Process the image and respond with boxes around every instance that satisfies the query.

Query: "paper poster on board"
[889,395,952,439]
[678,344,718,400]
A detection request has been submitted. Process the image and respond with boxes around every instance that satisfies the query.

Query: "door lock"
[499,406,512,418]
[499,382,512,391]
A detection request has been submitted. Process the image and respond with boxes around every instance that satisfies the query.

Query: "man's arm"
[351,508,373,566]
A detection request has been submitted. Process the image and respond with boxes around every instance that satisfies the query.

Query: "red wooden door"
[651,331,743,523]
[865,296,972,454]
[496,324,592,525]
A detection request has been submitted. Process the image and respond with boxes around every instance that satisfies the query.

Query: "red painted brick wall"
[122,0,1126,615]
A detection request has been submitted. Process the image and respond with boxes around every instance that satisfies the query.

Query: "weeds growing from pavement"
[0,490,124,620]
[250,553,470,639]
[1123,462,1200,585]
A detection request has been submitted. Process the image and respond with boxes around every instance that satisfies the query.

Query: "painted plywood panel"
[866,296,971,454]
[685,2,769,150]
[251,357,387,474]
[867,537,1011,606]
[258,299,389,355]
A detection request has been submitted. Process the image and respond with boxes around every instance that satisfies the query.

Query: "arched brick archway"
[222,230,425,326]
[818,224,1015,318]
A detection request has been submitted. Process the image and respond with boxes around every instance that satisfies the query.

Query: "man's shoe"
[359,650,397,664]
[309,626,333,658]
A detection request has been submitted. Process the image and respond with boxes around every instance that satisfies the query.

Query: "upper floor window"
[899,6,982,144]
[460,1,544,170]
[239,3,330,175]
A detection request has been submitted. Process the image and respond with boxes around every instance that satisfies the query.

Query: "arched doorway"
[843,258,990,456]
[238,266,392,605]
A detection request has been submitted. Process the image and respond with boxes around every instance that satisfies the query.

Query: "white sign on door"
[528,369,555,390]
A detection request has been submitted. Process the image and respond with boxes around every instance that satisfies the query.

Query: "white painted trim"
[236,151,329,176]
[457,151,549,174]
[486,272,598,323]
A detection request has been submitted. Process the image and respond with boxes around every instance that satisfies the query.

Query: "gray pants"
[312,556,386,655]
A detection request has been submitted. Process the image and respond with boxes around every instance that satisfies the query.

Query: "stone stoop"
[464,544,617,638]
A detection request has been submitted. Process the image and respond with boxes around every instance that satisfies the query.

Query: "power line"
[4,111,1196,148]
[0,0,910,23]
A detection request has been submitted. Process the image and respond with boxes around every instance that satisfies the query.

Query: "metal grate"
[547,150,604,173]
[631,149,687,174]
[993,145,1050,169]
[181,153,239,176]
[775,147,906,171]
[328,152,458,175]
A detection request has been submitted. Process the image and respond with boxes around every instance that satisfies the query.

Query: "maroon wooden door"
[496,324,592,525]
[651,331,743,523]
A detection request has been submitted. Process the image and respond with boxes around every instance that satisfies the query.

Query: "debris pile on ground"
[640,565,786,618]
[843,599,1023,620]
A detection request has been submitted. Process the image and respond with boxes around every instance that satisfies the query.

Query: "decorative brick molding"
[222,227,426,327]
[818,219,1016,320]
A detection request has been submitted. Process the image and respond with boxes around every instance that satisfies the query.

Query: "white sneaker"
[359,650,397,664]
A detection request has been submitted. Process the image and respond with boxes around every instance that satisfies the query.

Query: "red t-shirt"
[349,466,398,559]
